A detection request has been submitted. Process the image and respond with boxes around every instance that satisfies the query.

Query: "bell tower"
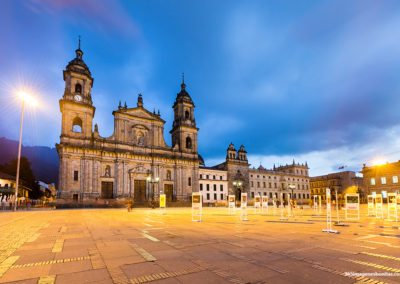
[170,75,198,153]
[59,38,95,140]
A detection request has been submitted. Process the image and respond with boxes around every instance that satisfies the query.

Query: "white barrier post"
[396,194,400,222]
[192,192,202,222]
[367,195,375,217]
[323,188,339,234]
[345,193,360,221]
[240,193,248,221]
[228,195,236,215]
[279,192,287,220]
[313,195,319,216]
[387,193,397,221]
[334,189,345,226]
[375,194,384,219]
[261,196,269,215]
[159,194,166,215]
[273,195,277,216]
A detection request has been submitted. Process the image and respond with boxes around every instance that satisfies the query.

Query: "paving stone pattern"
[0,206,399,283]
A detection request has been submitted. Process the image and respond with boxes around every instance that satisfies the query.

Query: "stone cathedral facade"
[56,45,199,202]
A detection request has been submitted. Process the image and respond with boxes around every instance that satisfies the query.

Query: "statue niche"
[131,125,149,147]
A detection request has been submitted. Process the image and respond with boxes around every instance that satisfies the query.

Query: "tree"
[0,156,43,199]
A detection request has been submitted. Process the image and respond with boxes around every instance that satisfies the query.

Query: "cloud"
[247,124,400,176]
[25,0,139,37]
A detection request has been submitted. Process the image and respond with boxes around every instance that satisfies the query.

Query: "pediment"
[116,107,164,122]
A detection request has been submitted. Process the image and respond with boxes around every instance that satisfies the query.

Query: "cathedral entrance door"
[101,182,114,199]
[134,180,147,203]
[164,184,173,202]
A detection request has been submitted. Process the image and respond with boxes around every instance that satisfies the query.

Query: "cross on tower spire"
[181,72,186,90]
[75,35,83,59]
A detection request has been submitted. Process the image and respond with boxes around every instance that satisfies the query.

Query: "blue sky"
[1,0,400,176]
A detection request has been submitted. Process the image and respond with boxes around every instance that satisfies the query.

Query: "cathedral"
[56,43,200,203]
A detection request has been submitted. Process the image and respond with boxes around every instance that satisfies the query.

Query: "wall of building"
[199,168,228,203]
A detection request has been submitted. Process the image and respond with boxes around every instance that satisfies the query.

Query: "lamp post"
[146,172,159,205]
[13,91,36,211]
[232,180,242,205]
[288,183,296,204]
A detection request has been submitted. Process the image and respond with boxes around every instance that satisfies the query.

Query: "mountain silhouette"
[0,137,58,184]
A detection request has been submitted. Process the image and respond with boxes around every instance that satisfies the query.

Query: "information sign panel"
[323,188,338,233]
[240,193,248,221]
[160,194,166,208]
[367,195,375,216]
[261,196,269,214]
[387,193,397,221]
[345,193,360,220]
[375,194,384,219]
[228,195,235,214]
[254,195,261,208]
[192,192,202,222]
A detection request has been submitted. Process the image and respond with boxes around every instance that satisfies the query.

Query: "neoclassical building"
[57,44,199,202]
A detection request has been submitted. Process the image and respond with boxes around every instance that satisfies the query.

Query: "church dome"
[65,40,92,79]
[173,75,193,107]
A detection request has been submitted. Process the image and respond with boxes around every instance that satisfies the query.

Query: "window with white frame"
[393,176,398,184]
[381,177,386,185]
[370,178,376,185]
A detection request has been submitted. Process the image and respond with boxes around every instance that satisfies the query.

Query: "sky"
[1,0,400,176]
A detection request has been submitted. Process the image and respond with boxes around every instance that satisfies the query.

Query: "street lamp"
[14,91,37,211]
[288,184,296,201]
[146,172,159,203]
[233,180,242,202]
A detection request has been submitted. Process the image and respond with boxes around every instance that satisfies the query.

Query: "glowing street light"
[371,159,386,166]
[13,90,37,211]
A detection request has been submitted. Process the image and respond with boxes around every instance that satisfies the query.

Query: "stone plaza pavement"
[0,206,399,284]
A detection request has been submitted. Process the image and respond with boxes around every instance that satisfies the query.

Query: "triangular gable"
[120,107,163,122]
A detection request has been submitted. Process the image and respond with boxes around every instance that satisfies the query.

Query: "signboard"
[228,194,235,214]
[261,196,269,208]
[241,193,247,208]
[322,188,338,233]
[326,188,331,211]
[254,195,261,208]
[367,195,375,216]
[240,193,248,221]
[375,194,384,219]
[192,192,202,222]
[313,195,321,215]
[159,194,166,208]
[345,193,360,220]
[387,193,397,221]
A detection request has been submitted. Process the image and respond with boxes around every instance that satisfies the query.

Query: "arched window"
[185,110,190,120]
[72,117,82,133]
[186,137,192,149]
[75,83,82,93]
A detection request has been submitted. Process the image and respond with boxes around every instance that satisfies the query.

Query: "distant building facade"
[198,167,228,204]
[0,171,31,201]
[249,162,310,204]
[310,171,362,202]
[361,161,400,196]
